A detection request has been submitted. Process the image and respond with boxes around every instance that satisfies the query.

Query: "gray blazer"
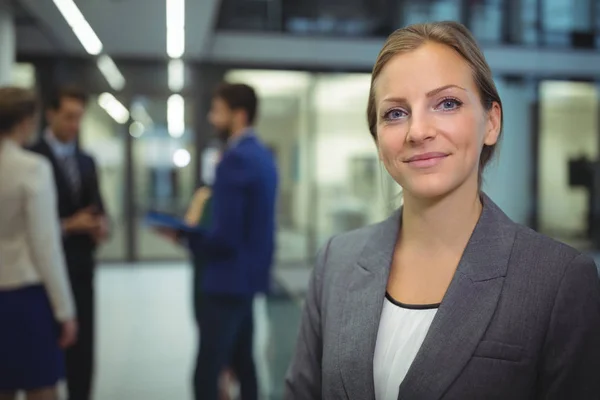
[284,194,600,399]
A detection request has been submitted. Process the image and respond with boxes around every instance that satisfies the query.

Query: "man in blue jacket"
[187,83,278,400]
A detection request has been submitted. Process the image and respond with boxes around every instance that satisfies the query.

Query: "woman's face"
[374,41,501,200]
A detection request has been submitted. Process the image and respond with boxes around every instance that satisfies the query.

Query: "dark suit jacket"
[188,133,278,296]
[285,194,600,399]
[29,138,105,278]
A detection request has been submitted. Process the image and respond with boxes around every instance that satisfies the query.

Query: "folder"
[144,211,203,234]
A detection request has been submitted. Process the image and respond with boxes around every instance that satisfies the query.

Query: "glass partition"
[131,95,196,260]
[225,69,400,261]
[311,73,397,249]
[80,96,127,261]
[226,69,313,263]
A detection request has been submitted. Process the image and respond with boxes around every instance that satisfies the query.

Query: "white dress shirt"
[0,139,75,321]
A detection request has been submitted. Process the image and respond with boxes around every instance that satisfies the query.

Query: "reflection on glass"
[132,96,196,260]
[80,97,126,261]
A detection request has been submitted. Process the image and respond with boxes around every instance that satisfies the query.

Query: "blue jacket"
[188,133,278,296]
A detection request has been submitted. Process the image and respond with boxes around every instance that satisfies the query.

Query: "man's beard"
[216,122,233,144]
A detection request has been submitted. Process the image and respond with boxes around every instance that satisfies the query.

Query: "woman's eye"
[384,109,407,120]
[437,98,462,111]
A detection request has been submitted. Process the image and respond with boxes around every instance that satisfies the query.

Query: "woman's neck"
[400,180,482,254]
[3,130,25,146]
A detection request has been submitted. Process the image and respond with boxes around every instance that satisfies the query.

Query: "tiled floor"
[90,263,303,400]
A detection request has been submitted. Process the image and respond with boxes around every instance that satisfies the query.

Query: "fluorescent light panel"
[166,0,185,57]
[52,0,103,55]
[97,55,125,91]
[167,94,185,138]
[168,59,185,92]
[98,93,129,124]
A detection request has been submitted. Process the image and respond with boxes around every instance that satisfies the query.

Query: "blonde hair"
[367,21,503,178]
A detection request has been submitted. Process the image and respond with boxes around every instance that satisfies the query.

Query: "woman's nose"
[406,112,436,143]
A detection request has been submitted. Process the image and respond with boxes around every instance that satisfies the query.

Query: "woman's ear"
[484,102,502,146]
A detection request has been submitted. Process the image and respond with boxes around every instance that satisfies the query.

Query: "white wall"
[483,79,535,225]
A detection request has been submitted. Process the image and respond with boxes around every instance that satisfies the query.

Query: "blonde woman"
[0,87,77,400]
[285,22,600,399]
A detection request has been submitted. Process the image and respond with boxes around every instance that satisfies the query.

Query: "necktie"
[61,154,81,201]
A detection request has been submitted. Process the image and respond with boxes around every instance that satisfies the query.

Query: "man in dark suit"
[29,86,108,400]
[186,83,278,400]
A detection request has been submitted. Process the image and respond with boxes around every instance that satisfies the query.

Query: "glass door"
[537,80,600,249]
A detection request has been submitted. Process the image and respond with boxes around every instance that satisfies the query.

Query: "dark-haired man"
[29,86,108,400]
[186,83,278,400]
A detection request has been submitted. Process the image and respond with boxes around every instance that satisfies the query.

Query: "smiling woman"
[285,21,600,400]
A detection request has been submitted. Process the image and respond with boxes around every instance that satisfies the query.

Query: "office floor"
[88,263,304,400]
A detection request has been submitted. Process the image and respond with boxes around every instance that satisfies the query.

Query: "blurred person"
[285,21,600,400]
[29,86,109,400]
[0,87,77,400]
[183,154,236,400]
[165,83,278,400]
[156,148,241,400]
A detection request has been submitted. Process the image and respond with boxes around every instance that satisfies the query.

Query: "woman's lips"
[404,152,449,168]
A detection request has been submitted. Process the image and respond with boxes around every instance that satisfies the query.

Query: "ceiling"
[10,0,600,78]
[14,0,220,59]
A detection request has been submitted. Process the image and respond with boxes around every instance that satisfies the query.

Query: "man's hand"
[92,216,110,244]
[59,319,78,349]
[62,206,100,235]
[154,227,180,244]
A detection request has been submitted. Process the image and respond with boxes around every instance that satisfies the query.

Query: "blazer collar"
[357,193,514,281]
[339,193,517,399]
[227,127,256,149]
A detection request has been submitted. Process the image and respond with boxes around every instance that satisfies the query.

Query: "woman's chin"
[401,176,456,201]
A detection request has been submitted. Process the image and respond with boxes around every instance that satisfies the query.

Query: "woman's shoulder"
[510,223,598,284]
[23,150,52,177]
[5,145,51,175]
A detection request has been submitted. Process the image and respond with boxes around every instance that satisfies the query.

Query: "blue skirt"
[0,285,65,391]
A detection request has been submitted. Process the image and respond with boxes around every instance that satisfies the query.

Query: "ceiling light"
[168,59,185,92]
[167,94,185,138]
[173,148,191,168]
[129,121,145,138]
[52,0,103,55]
[98,93,129,124]
[97,55,125,91]
[166,0,185,58]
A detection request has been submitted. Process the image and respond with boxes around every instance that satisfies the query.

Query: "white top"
[373,293,439,400]
[0,139,75,321]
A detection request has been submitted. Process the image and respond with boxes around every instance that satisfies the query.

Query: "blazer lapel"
[397,195,517,400]
[338,210,401,399]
